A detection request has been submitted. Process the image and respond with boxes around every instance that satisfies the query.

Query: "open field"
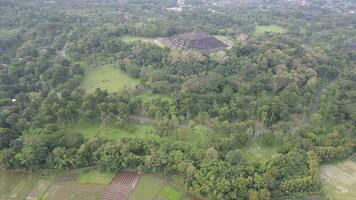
[120,35,164,47]
[0,170,198,200]
[80,65,139,93]
[255,25,287,35]
[79,170,115,185]
[0,170,27,199]
[241,139,280,162]
[320,154,356,200]
[65,122,154,140]
[130,175,199,200]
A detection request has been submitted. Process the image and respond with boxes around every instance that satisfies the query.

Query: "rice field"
[0,170,199,200]
[320,154,356,200]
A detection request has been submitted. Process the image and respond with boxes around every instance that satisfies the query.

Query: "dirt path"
[310,86,323,114]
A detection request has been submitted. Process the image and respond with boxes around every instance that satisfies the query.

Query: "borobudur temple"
[166,32,227,53]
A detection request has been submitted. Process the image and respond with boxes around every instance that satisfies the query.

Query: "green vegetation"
[130,175,166,200]
[79,170,114,185]
[255,25,287,35]
[26,177,53,200]
[65,122,154,140]
[121,35,153,43]
[8,174,41,200]
[0,171,26,198]
[0,0,354,200]
[159,186,183,200]
[130,175,192,200]
[80,65,139,93]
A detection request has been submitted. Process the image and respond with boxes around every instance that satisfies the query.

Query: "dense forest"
[0,0,355,199]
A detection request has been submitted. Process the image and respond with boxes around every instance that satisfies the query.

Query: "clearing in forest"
[320,154,356,200]
[255,25,287,35]
[120,35,164,47]
[65,122,154,140]
[129,175,199,200]
[80,65,139,93]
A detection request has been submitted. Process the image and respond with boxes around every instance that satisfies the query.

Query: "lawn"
[80,65,139,93]
[255,25,287,35]
[65,122,154,140]
[79,170,114,185]
[120,35,164,47]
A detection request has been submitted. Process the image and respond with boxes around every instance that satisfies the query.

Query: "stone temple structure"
[166,32,227,53]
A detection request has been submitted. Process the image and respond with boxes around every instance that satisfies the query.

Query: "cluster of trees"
[0,0,355,199]
[0,128,324,200]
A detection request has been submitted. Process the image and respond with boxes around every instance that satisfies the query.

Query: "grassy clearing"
[130,175,198,200]
[65,122,154,140]
[130,175,166,200]
[159,186,183,200]
[255,25,287,35]
[177,125,212,147]
[320,155,356,200]
[80,65,139,93]
[79,170,114,185]
[241,139,280,162]
[121,35,152,43]
[120,35,164,47]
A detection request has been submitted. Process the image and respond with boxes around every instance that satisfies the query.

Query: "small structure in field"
[165,32,227,53]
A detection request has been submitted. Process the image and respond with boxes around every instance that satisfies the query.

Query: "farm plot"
[129,175,199,200]
[26,177,53,200]
[102,171,140,200]
[0,170,27,199]
[42,172,79,200]
[71,184,107,200]
[320,155,356,200]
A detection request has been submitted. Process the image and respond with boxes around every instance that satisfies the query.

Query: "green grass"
[0,170,26,198]
[80,65,139,93]
[65,122,154,140]
[120,35,152,43]
[130,175,166,200]
[26,177,53,200]
[8,173,41,200]
[130,175,197,200]
[79,170,114,185]
[255,25,287,35]
[178,125,212,147]
[159,186,183,200]
[241,139,280,162]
